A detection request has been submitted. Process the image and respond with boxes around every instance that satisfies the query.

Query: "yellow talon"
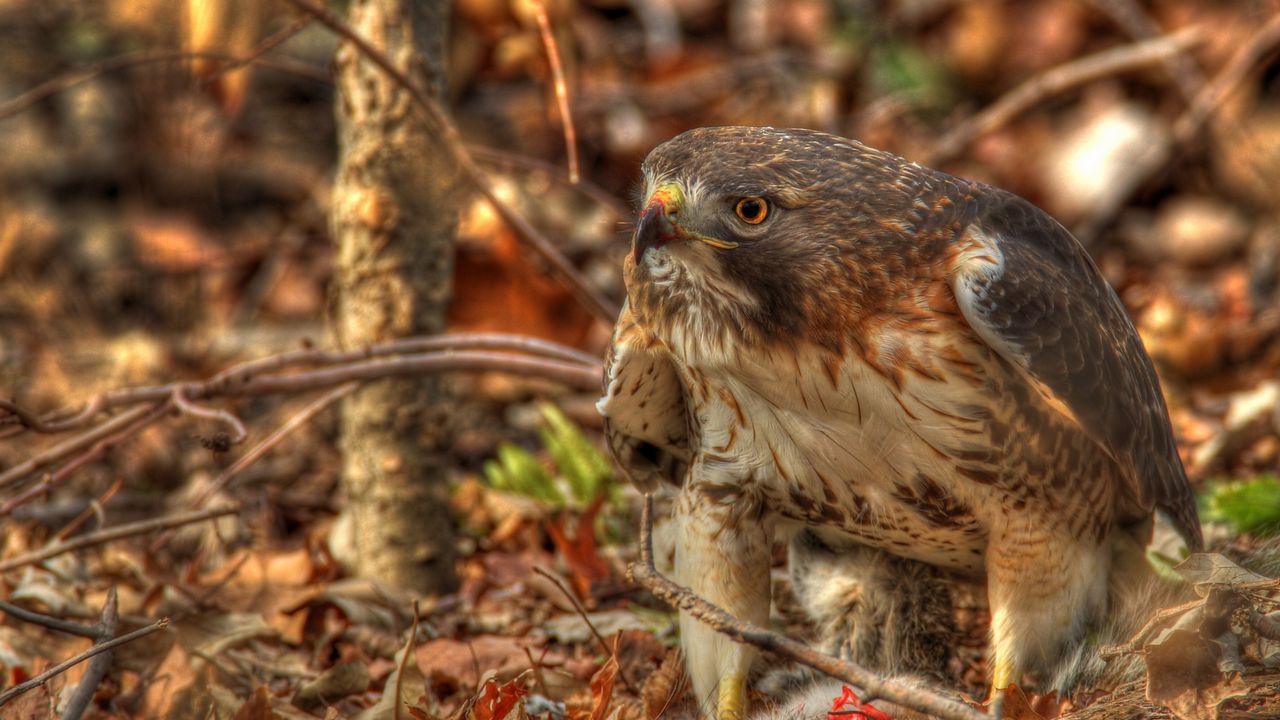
[987,657,1016,718]
[990,654,1015,691]
[716,673,747,720]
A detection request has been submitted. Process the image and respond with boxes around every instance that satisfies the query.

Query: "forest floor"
[0,0,1279,718]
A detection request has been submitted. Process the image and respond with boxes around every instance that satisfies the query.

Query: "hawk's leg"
[674,482,772,720]
[985,523,1110,713]
[788,530,955,679]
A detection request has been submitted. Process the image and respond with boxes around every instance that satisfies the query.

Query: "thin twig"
[0,403,165,491]
[0,400,64,433]
[60,587,119,720]
[1082,0,1206,105]
[0,506,239,573]
[927,27,1203,165]
[0,403,172,514]
[198,380,356,507]
[0,601,100,639]
[149,381,359,554]
[0,336,601,502]
[530,0,579,184]
[282,0,619,324]
[1099,596,1204,659]
[219,351,600,399]
[55,477,124,541]
[6,333,599,435]
[533,566,636,693]
[0,616,169,707]
[171,384,248,444]
[628,496,986,720]
[469,146,631,219]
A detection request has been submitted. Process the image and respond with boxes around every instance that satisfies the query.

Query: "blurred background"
[0,0,1278,717]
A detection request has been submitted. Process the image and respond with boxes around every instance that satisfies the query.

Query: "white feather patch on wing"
[950,226,1085,431]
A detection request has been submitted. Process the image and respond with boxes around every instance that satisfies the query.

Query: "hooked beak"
[633,184,681,262]
[633,182,738,263]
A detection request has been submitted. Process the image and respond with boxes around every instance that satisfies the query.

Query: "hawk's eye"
[734,197,769,225]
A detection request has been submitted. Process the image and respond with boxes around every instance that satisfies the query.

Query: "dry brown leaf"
[640,649,688,720]
[991,685,1045,720]
[1161,674,1250,720]
[417,635,534,689]
[235,685,286,720]
[142,641,200,718]
[1175,553,1272,595]
[5,676,54,719]
[466,674,530,720]
[546,498,612,601]
[585,654,618,720]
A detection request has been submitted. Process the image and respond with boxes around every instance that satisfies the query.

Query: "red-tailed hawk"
[598,126,1202,718]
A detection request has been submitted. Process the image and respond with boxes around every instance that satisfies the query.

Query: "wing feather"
[598,301,691,491]
[951,189,1202,550]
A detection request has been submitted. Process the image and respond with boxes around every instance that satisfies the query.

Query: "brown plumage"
[597,126,1201,718]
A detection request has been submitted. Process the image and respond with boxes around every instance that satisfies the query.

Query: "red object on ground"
[828,685,893,720]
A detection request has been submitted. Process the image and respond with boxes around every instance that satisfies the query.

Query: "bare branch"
[628,496,987,720]
[0,615,169,708]
[60,588,119,720]
[0,335,601,503]
[55,478,125,541]
[927,28,1203,165]
[5,333,600,435]
[1082,0,1206,105]
[531,0,580,184]
[194,15,314,83]
[0,506,239,573]
[171,385,248,445]
[469,146,631,220]
[282,0,620,324]
[149,381,359,554]
[0,404,171,513]
[219,350,600,397]
[1076,11,1280,243]
[0,601,100,639]
[0,403,168,492]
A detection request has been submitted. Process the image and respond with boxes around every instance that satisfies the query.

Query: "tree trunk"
[329,0,459,594]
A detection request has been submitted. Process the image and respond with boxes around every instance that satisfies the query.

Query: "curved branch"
[927,28,1203,165]
[0,337,603,494]
[6,333,601,434]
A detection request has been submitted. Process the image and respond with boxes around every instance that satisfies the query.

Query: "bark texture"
[329,0,459,593]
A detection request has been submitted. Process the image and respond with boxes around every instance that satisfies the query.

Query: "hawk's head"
[626,126,934,354]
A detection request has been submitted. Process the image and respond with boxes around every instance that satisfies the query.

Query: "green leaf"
[1199,475,1280,537]
[538,402,613,504]
[492,442,563,505]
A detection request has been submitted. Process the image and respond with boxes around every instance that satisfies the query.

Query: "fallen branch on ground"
[59,588,119,720]
[0,614,169,708]
[0,333,603,509]
[0,505,240,573]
